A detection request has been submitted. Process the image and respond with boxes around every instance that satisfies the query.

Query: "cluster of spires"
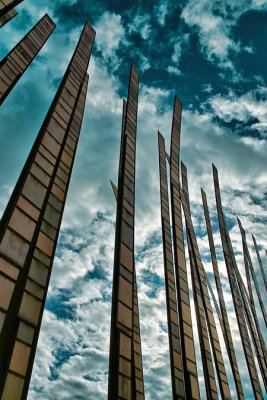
[0,3,266,399]
[110,69,267,400]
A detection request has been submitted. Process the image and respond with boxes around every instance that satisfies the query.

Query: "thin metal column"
[169,96,200,400]
[201,190,244,399]
[158,132,186,399]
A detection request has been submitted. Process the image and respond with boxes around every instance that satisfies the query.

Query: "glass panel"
[121,221,133,250]
[184,336,195,362]
[30,162,50,186]
[135,378,144,393]
[0,275,14,310]
[0,257,19,280]
[19,292,42,326]
[119,357,131,377]
[25,278,44,300]
[118,302,132,330]
[51,183,65,202]
[33,249,50,267]
[61,150,72,167]
[9,341,31,376]
[0,228,29,267]
[47,117,65,144]
[119,276,132,308]
[44,203,61,227]
[22,173,46,209]
[173,350,182,369]
[8,207,36,242]
[1,373,24,400]
[56,166,68,184]
[17,195,40,221]
[17,322,35,345]
[48,194,63,212]
[120,243,133,272]
[35,152,54,176]
[42,131,60,157]
[119,333,131,360]
[29,258,48,286]
[41,220,57,240]
[36,232,54,257]
[39,144,56,166]
[118,375,131,399]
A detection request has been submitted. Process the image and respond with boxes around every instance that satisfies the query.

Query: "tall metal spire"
[0,21,95,399]
[158,131,186,399]
[201,190,244,399]
[108,64,145,400]
[169,96,200,399]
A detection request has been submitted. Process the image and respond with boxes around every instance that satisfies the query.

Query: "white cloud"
[204,88,267,136]
[128,13,152,40]
[167,65,181,76]
[94,11,127,69]
[154,1,168,26]
[167,34,189,76]
[181,0,267,71]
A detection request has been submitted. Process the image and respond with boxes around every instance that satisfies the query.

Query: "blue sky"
[0,0,267,399]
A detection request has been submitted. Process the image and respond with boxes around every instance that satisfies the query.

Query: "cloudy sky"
[0,0,267,399]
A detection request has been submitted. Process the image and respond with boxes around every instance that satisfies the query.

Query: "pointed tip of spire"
[158,131,165,144]
[110,180,118,200]
[174,94,183,107]
[212,163,218,178]
[201,187,206,196]
[85,20,96,35]
[165,151,170,164]
[181,161,187,172]
[130,62,139,75]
